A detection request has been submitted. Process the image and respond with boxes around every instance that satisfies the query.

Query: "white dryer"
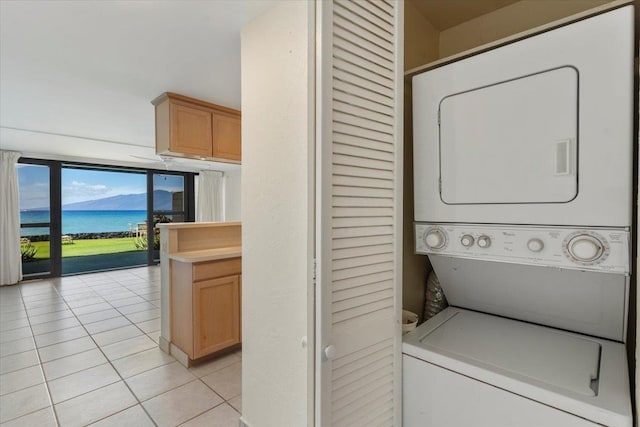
[412,6,634,227]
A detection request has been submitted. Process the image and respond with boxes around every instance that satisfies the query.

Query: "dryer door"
[439,67,578,205]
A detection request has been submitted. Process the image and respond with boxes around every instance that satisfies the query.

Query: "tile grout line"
[4,273,157,425]
[106,271,244,424]
[13,279,63,427]
[54,275,161,427]
[174,395,228,426]
[3,268,238,426]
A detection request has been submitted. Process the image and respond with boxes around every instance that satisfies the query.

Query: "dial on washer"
[477,235,491,248]
[527,238,544,252]
[567,235,604,262]
[424,228,446,249]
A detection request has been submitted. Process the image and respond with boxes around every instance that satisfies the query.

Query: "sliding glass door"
[17,161,59,277]
[148,172,194,263]
[17,158,196,278]
[60,166,149,275]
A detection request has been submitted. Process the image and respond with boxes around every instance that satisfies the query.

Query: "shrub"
[134,234,160,250]
[21,243,38,262]
[134,236,148,250]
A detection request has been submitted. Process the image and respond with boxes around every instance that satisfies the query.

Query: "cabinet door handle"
[323,345,336,360]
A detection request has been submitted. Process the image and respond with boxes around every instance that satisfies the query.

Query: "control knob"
[424,228,446,249]
[527,238,544,253]
[567,235,604,262]
[461,234,474,247]
[477,235,491,248]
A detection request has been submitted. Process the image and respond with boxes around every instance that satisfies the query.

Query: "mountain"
[62,190,176,211]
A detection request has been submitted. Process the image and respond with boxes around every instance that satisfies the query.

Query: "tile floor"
[0,266,242,426]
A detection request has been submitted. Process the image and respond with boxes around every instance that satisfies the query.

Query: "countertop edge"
[167,247,242,263]
[157,221,241,230]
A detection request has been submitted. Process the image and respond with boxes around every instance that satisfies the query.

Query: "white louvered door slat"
[332,196,394,208]
[333,281,394,303]
[333,12,394,52]
[332,272,395,292]
[333,123,394,144]
[316,0,403,425]
[333,136,394,155]
[335,0,394,33]
[334,80,395,108]
[333,68,394,98]
[333,48,395,81]
[334,111,394,135]
[333,100,395,127]
[369,0,394,16]
[333,86,395,115]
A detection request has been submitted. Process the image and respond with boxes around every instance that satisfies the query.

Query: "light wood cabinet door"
[212,112,241,161]
[153,92,241,163]
[169,102,213,157]
[193,275,240,358]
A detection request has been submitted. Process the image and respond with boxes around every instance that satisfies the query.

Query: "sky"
[17,165,185,209]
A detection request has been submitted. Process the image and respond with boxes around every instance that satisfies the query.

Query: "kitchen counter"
[157,221,241,366]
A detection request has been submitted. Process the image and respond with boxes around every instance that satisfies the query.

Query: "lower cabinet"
[171,257,241,361]
[193,275,241,358]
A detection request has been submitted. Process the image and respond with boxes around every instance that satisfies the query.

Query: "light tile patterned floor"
[0,266,242,426]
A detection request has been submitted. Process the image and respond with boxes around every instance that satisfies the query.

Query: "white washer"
[414,223,630,342]
[403,307,632,427]
[405,223,632,426]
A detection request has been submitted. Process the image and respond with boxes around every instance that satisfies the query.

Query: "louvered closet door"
[316,1,403,426]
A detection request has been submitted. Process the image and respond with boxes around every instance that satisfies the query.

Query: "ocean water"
[21,210,147,236]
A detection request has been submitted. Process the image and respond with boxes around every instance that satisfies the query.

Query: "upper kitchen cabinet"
[212,111,241,161]
[152,92,241,163]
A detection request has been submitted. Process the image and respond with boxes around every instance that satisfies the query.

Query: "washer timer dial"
[424,228,447,250]
[563,231,609,265]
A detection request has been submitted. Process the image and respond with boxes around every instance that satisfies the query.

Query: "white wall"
[224,168,241,221]
[240,2,314,426]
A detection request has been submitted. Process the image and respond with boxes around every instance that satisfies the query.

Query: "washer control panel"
[415,223,630,274]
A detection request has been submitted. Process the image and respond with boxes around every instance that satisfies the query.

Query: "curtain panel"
[196,170,224,222]
[0,151,22,285]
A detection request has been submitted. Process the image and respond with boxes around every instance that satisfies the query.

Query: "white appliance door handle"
[555,139,573,175]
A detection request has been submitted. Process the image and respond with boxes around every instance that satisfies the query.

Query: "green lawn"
[29,237,142,259]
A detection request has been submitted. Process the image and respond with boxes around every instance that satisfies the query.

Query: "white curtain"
[196,170,224,222]
[0,151,22,285]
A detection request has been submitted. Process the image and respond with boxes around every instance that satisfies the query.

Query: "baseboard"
[169,343,191,367]
[159,336,170,353]
[239,417,251,427]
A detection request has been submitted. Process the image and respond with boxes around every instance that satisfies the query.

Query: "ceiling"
[411,0,520,30]
[0,0,276,171]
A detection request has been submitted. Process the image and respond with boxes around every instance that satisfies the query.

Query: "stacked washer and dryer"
[404,6,634,427]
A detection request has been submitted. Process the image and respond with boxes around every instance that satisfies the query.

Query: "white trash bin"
[402,310,418,335]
